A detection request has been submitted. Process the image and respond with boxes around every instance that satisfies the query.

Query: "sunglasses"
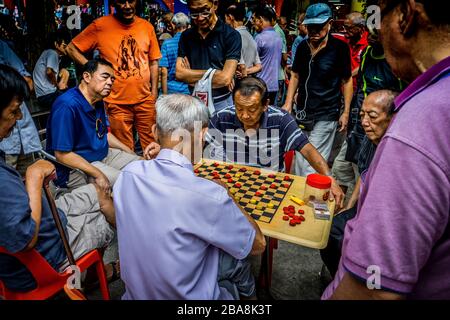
[190,7,212,19]
[96,118,106,139]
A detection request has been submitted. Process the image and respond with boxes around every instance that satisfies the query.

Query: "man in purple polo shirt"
[252,5,282,105]
[114,94,266,300]
[323,0,450,299]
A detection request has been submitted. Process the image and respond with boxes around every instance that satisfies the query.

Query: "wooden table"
[195,159,335,250]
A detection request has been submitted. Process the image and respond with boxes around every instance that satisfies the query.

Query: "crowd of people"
[0,0,449,300]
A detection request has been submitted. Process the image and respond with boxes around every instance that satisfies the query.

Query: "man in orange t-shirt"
[66,0,161,151]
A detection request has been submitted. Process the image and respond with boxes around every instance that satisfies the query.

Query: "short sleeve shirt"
[46,87,109,187]
[206,106,309,172]
[292,36,351,121]
[0,156,67,291]
[322,56,450,300]
[178,19,241,102]
[236,26,261,69]
[33,49,60,97]
[71,15,161,105]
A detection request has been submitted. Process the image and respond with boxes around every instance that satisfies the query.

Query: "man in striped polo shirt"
[205,77,344,206]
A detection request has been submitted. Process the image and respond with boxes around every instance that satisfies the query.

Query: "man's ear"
[152,124,159,143]
[82,71,91,84]
[212,0,219,11]
[398,0,418,37]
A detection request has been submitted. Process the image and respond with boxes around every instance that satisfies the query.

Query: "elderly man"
[320,90,398,277]
[283,3,353,178]
[343,12,369,82]
[323,0,450,300]
[204,77,344,206]
[176,0,242,113]
[46,59,140,193]
[115,94,266,300]
[0,64,116,292]
[159,12,190,95]
[66,0,161,151]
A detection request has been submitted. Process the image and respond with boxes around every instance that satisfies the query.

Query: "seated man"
[33,30,71,109]
[46,58,140,193]
[0,64,115,292]
[203,77,344,206]
[320,90,398,277]
[114,94,266,300]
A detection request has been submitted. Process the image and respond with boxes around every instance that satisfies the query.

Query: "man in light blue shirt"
[114,94,266,300]
[253,6,282,105]
[0,39,41,174]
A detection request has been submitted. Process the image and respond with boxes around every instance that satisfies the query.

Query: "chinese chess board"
[194,161,294,223]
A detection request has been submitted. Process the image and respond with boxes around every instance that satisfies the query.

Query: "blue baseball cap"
[303,3,332,25]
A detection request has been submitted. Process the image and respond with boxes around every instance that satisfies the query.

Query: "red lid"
[306,174,332,189]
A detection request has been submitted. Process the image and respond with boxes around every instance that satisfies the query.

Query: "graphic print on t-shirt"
[116,35,143,80]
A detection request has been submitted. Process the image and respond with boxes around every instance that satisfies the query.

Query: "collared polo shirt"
[114,149,255,299]
[322,56,450,299]
[292,36,351,121]
[46,87,109,187]
[205,106,309,172]
[159,32,189,94]
[178,19,242,103]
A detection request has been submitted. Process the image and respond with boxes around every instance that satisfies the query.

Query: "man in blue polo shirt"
[204,77,344,207]
[46,58,140,193]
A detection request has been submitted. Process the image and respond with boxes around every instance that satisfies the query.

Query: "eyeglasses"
[190,8,212,19]
[306,22,329,34]
[96,118,106,139]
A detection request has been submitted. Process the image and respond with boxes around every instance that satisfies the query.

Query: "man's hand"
[282,101,293,113]
[143,142,161,160]
[228,78,235,92]
[181,57,191,70]
[329,177,345,210]
[93,172,111,195]
[338,112,349,133]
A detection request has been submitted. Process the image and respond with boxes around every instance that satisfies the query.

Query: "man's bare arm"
[66,42,88,66]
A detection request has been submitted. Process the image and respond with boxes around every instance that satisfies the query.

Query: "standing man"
[273,13,288,107]
[343,12,369,87]
[283,3,353,177]
[176,0,242,113]
[287,13,307,69]
[253,5,282,106]
[159,12,190,95]
[224,3,262,77]
[66,0,161,152]
[323,0,450,300]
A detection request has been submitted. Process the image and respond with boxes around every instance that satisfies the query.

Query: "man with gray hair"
[114,94,266,300]
[344,12,369,81]
[160,13,190,94]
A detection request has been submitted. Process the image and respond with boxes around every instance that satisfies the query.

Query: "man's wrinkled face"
[0,97,23,140]
[115,0,136,22]
[360,96,392,145]
[85,65,116,98]
[234,91,267,130]
[189,0,216,30]
[344,19,362,43]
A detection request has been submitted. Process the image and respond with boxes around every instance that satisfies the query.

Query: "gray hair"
[172,12,190,29]
[347,12,366,26]
[156,94,209,137]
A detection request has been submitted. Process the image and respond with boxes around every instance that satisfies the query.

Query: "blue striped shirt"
[205,106,309,172]
[159,32,189,94]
